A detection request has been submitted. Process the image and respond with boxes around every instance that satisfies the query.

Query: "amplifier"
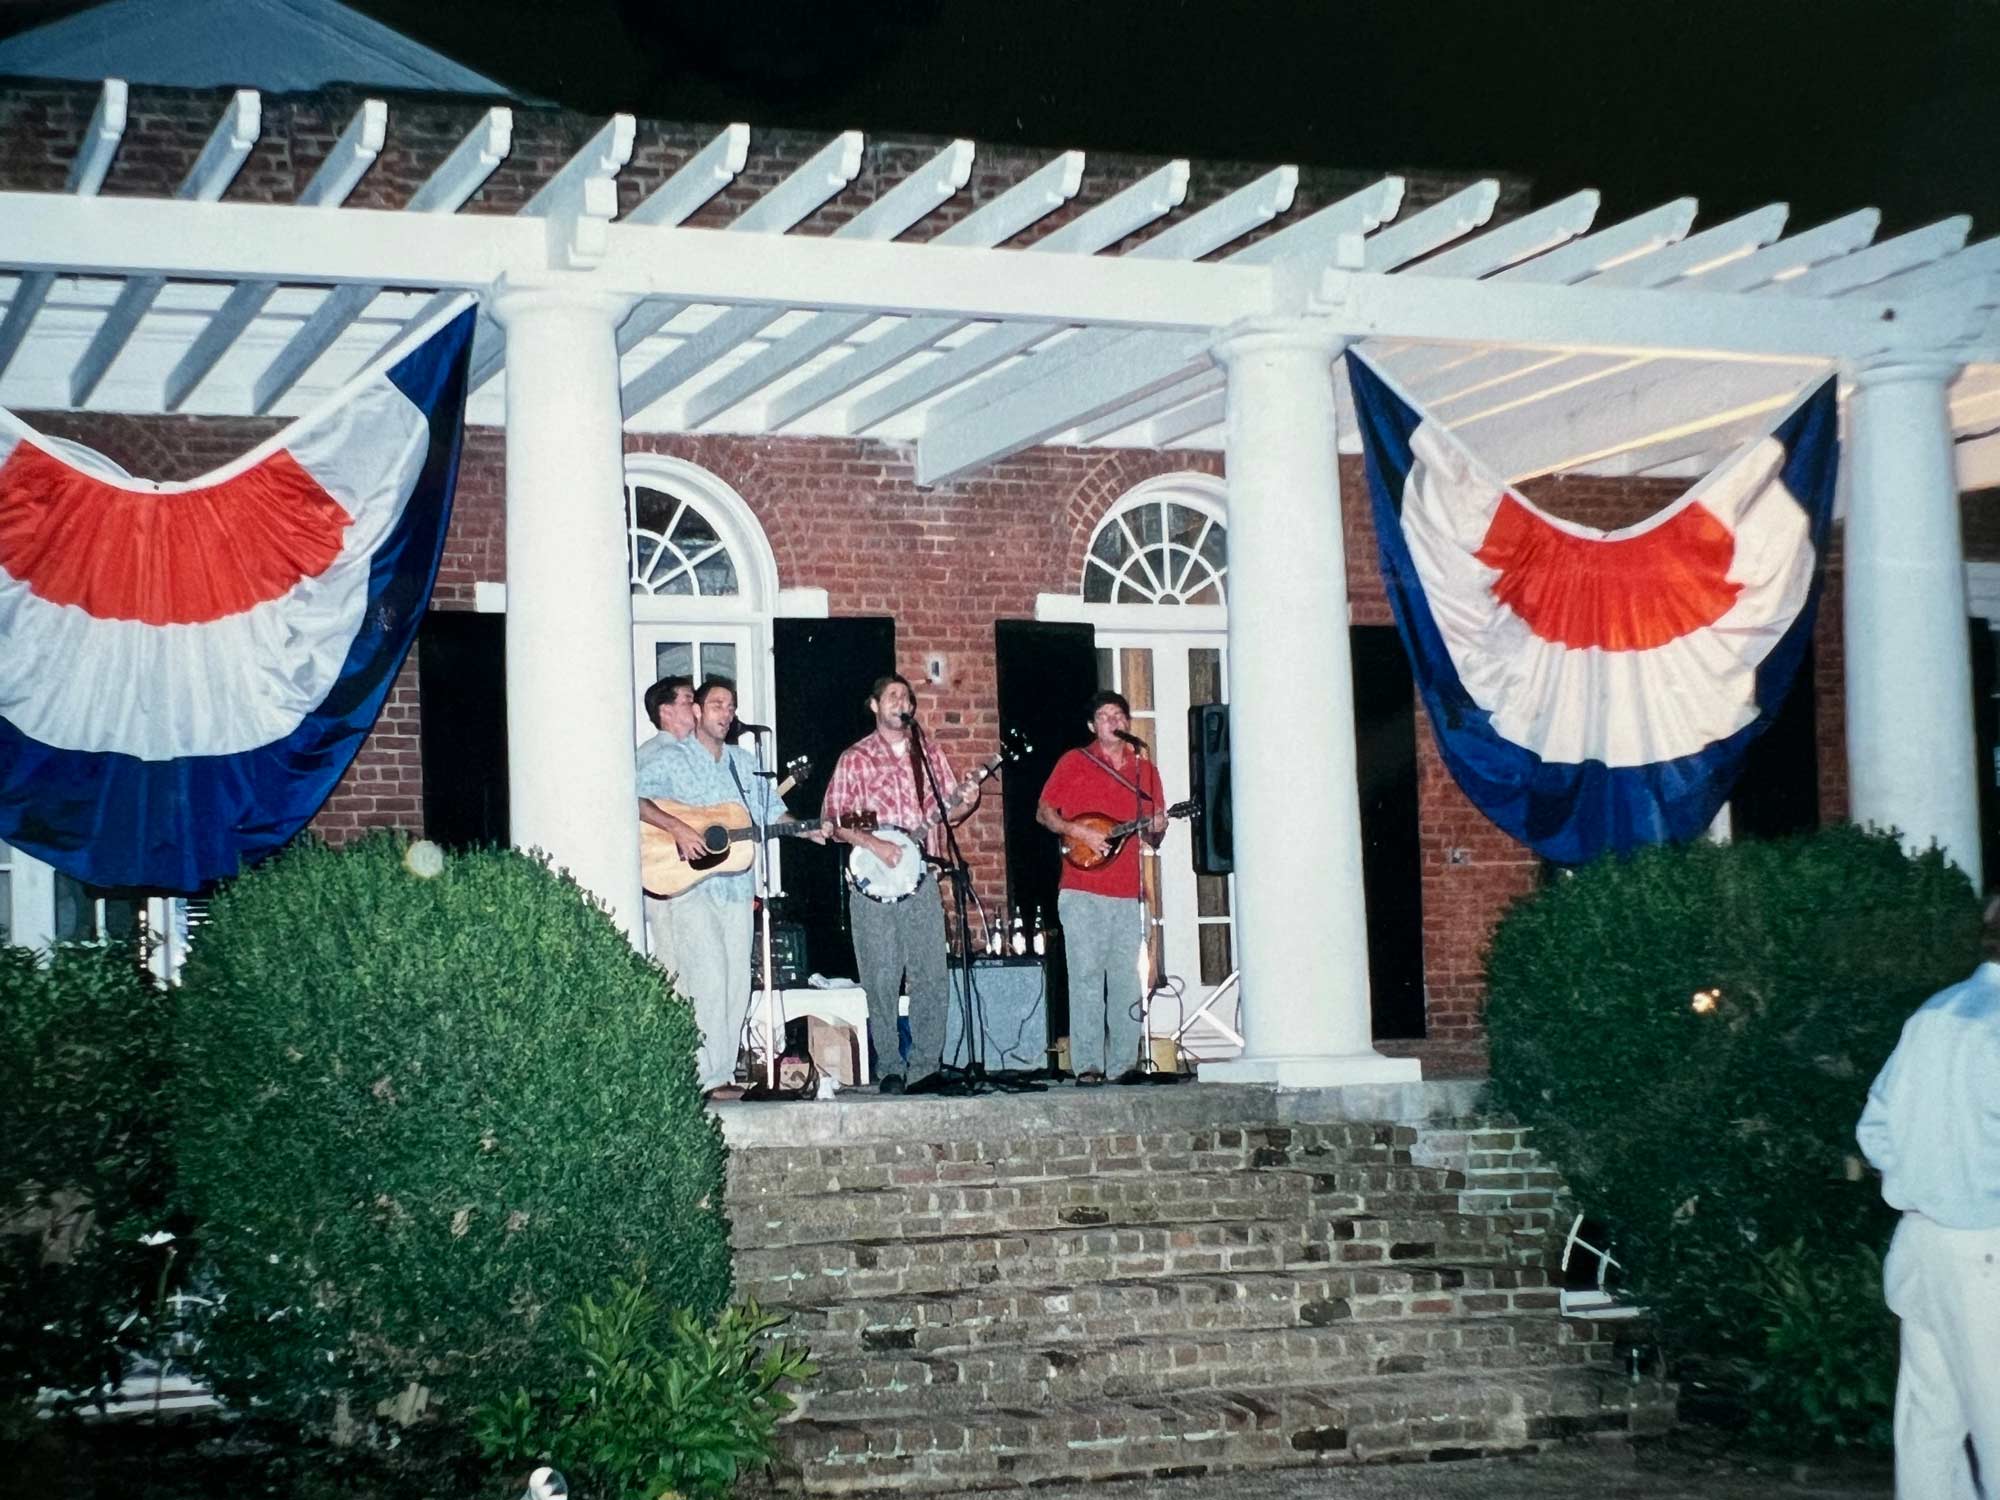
[945,957,1049,1072]
[749,920,808,990]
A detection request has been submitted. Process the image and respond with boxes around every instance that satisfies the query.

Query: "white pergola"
[5,81,1997,1085]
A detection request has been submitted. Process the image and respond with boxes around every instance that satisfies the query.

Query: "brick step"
[727,1123,1422,1201]
[803,1313,1616,1419]
[779,1265,1558,1358]
[730,1169,1475,1252]
[1312,1210,1530,1269]
[771,1365,1677,1494]
[737,1217,1329,1305]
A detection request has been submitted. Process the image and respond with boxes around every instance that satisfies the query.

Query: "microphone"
[728,720,773,742]
[1113,729,1148,752]
[897,710,917,728]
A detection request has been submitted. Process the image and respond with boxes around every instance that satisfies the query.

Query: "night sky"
[4,0,1998,236]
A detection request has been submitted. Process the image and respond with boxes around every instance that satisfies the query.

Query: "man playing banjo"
[1036,690,1168,1086]
[821,673,982,1093]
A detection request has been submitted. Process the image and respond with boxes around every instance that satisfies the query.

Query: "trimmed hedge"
[0,942,176,1407]
[1486,825,1978,1447]
[172,835,730,1427]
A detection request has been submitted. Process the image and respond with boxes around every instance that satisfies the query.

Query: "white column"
[1200,319,1420,1086]
[490,284,645,943]
[1844,357,1981,878]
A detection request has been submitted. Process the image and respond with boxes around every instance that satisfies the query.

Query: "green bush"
[172,834,731,1429]
[1743,1239,1897,1452]
[1486,825,1978,1449]
[472,1281,814,1500]
[0,942,178,1408]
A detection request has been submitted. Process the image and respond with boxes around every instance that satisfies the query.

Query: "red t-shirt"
[1039,745,1167,899]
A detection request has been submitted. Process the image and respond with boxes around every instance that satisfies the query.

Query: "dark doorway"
[416,610,507,849]
[1973,621,2000,893]
[994,620,1099,1041]
[1352,625,1426,1040]
[772,616,897,980]
[1730,642,1821,841]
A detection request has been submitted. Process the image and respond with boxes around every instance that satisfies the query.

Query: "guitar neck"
[901,752,1005,841]
[725,815,832,846]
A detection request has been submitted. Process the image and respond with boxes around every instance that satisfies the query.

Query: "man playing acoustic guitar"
[821,673,981,1094]
[1036,690,1168,1086]
[644,676,821,1100]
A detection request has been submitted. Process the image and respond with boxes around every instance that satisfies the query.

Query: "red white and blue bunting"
[1346,352,1838,866]
[0,301,476,893]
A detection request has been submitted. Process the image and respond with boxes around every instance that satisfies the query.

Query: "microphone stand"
[910,716,1043,1096]
[728,733,783,1097]
[1120,733,1171,1079]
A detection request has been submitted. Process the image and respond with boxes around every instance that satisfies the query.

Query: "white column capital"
[1850,353,1962,389]
[1211,315,1348,367]
[487,276,637,329]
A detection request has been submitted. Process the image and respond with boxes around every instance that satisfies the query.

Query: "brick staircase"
[724,1097,1671,1492]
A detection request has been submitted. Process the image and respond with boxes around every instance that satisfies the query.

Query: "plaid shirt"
[822,730,961,856]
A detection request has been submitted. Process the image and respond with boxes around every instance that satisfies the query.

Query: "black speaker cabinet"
[945,956,1049,1072]
[1188,702,1233,876]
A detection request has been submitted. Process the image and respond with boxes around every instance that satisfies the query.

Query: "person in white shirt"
[1856,896,2000,1499]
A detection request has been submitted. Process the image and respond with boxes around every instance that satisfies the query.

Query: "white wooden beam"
[1072,368,1218,442]
[624,123,751,226]
[1959,429,2000,491]
[614,130,863,358]
[251,106,510,414]
[747,150,1086,431]
[0,77,125,378]
[1141,388,1226,447]
[1365,191,1602,382]
[1693,208,1882,292]
[916,176,1407,465]
[671,153,1175,431]
[1593,203,1792,287]
[1495,197,1697,284]
[1867,235,2000,302]
[1400,205,1787,409]
[164,98,386,410]
[1775,216,1972,298]
[0,192,1275,329]
[459,115,637,388]
[623,138,976,423]
[842,164,1292,435]
[917,177,1502,477]
[69,88,258,407]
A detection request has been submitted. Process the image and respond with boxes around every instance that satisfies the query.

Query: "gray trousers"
[847,878,950,1085]
[654,895,753,1091]
[1060,888,1146,1078]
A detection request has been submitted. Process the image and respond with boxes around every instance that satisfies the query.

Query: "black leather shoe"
[1114,1068,1151,1086]
[878,1074,906,1095]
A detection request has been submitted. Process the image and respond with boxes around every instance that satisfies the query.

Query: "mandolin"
[1059,800,1197,871]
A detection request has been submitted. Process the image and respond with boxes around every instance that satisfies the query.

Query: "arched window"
[625,457,776,609]
[1082,484,1228,605]
[620,456,781,736]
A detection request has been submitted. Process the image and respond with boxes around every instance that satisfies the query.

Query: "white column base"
[1200,1050,1421,1087]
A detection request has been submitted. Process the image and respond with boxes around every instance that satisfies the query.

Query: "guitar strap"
[1083,748,1153,807]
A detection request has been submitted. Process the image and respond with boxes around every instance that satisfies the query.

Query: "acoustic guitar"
[1059,799,1198,872]
[641,801,875,898]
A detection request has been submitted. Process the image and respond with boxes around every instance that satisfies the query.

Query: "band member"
[636,674,696,964]
[1036,690,1167,1086]
[821,673,980,1093]
[643,676,796,1099]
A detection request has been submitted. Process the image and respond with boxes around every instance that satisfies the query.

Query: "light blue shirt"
[642,735,789,908]
[634,730,685,799]
[1856,960,2000,1230]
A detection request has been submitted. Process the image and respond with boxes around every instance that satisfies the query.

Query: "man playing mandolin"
[821,673,981,1094]
[1036,690,1169,1086]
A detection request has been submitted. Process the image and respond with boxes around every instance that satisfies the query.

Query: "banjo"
[847,727,1030,904]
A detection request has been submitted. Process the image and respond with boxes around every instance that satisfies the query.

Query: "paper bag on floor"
[807,1015,861,1086]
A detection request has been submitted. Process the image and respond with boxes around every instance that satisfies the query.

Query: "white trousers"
[1884,1213,2000,1499]
[651,895,753,1092]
